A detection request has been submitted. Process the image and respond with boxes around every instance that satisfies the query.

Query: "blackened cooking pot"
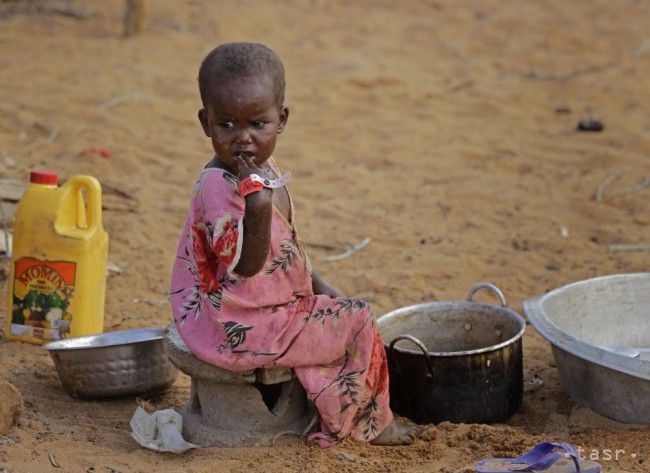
[378,283,526,424]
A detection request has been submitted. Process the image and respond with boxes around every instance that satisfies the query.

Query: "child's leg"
[268,297,393,446]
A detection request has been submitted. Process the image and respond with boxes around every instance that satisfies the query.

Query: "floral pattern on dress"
[222,321,252,348]
[222,171,238,188]
[169,240,203,324]
[212,213,240,269]
[356,396,381,441]
[305,298,368,327]
[264,238,296,275]
[191,223,220,294]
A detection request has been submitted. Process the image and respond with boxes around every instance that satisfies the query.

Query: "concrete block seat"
[163,324,315,447]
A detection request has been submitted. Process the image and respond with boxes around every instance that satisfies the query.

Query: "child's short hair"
[198,42,286,108]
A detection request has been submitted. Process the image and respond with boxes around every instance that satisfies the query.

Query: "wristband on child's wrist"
[238,172,292,197]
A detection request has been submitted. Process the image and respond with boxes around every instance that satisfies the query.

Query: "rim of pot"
[378,301,527,357]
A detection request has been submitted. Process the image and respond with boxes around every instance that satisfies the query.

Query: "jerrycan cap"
[30,169,58,185]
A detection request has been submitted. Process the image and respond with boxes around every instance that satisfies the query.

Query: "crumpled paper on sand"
[130,407,198,454]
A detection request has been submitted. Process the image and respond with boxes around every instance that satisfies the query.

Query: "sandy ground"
[1,0,649,471]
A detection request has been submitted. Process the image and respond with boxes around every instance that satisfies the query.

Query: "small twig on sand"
[594,174,619,201]
[612,175,650,197]
[324,237,371,262]
[132,298,167,305]
[43,3,88,20]
[102,184,138,202]
[101,183,140,212]
[522,61,618,83]
[107,261,123,274]
[447,80,474,93]
[607,243,650,253]
[0,1,90,20]
[48,452,61,468]
[100,93,150,110]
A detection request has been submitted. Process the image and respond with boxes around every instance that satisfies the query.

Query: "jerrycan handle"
[54,175,103,240]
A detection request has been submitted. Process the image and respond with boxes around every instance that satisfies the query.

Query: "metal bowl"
[524,273,650,423]
[43,327,178,399]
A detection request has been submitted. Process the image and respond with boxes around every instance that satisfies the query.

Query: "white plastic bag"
[130,406,198,454]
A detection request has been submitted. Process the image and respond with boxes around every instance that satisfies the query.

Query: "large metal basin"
[524,273,650,423]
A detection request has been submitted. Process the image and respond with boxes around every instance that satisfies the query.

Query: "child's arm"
[231,156,275,277]
[311,270,345,298]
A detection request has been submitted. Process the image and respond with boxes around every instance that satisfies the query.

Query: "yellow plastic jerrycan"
[6,169,109,344]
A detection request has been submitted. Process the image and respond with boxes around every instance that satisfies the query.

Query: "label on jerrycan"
[10,257,76,341]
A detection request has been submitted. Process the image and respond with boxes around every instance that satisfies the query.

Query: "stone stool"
[162,324,315,447]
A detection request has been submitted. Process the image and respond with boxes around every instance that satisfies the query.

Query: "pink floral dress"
[169,161,392,447]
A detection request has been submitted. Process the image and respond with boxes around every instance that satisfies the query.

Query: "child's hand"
[233,154,276,182]
[231,154,274,278]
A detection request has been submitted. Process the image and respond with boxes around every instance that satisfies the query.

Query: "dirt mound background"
[0,1,648,471]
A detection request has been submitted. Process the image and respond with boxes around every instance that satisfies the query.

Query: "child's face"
[198,76,288,174]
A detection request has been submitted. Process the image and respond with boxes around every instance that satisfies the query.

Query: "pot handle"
[467,282,507,307]
[388,334,434,379]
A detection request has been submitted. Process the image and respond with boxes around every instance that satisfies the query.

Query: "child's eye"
[252,120,266,128]
[219,121,235,129]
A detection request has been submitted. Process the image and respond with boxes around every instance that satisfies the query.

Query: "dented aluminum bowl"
[43,327,178,399]
[524,273,650,424]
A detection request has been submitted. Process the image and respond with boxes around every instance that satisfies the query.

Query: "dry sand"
[0,1,649,471]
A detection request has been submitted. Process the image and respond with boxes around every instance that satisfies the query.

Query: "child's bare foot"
[370,416,419,446]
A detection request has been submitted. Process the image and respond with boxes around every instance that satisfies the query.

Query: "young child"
[170,42,418,447]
